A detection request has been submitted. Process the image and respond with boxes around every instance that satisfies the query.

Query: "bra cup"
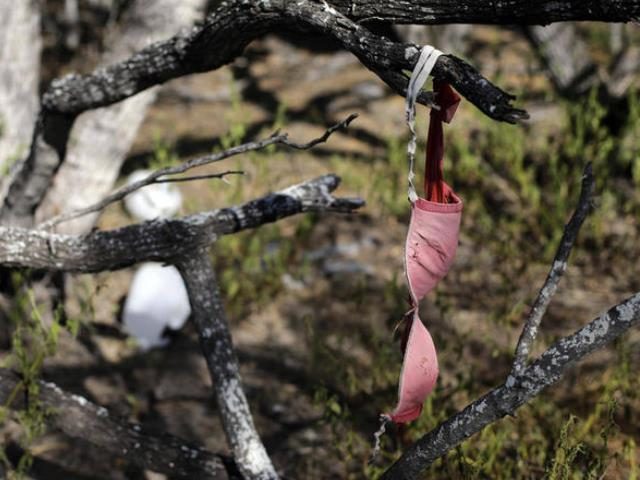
[391,195,461,423]
[406,196,462,301]
[389,310,439,423]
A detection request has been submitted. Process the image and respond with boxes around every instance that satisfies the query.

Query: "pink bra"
[387,48,463,424]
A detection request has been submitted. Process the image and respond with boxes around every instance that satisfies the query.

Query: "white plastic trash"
[123,263,191,350]
[122,169,190,350]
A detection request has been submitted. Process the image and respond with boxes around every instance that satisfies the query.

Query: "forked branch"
[381,292,640,479]
[380,165,636,479]
[0,0,526,226]
[38,114,358,229]
[511,163,595,376]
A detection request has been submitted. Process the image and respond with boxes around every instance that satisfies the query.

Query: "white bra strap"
[405,45,443,203]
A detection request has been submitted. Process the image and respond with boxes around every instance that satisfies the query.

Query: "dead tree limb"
[35,0,207,235]
[329,1,640,24]
[0,174,362,478]
[176,251,277,479]
[0,0,529,227]
[0,175,363,272]
[3,1,638,225]
[32,2,526,123]
[381,292,640,479]
[511,164,595,376]
[0,368,235,479]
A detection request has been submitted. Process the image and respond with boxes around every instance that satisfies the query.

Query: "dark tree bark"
[176,252,277,479]
[0,369,235,479]
[0,175,363,273]
[329,0,640,24]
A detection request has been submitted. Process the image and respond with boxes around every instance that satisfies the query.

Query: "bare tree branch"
[4,0,637,226]
[1,174,362,476]
[0,175,364,272]
[0,0,527,226]
[38,114,358,230]
[153,170,245,184]
[176,251,277,479]
[32,2,522,117]
[329,0,640,25]
[511,163,595,376]
[33,3,526,123]
[381,292,640,479]
[0,369,234,479]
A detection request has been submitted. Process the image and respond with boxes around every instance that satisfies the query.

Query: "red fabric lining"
[424,81,461,204]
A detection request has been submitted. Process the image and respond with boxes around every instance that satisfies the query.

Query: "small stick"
[510,163,595,377]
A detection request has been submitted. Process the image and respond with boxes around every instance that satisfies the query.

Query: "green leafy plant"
[0,273,79,478]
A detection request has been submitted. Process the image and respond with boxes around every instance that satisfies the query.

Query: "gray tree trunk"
[35,0,206,234]
[526,24,597,95]
[0,0,41,201]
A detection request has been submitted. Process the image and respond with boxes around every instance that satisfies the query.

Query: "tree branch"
[35,2,526,123]
[0,0,527,226]
[381,292,640,479]
[38,114,358,230]
[0,369,234,479]
[511,163,595,376]
[3,0,636,226]
[0,175,364,272]
[175,251,277,479]
[329,0,640,25]
[152,171,245,184]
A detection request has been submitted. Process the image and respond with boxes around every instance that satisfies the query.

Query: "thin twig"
[511,163,595,377]
[153,170,245,184]
[279,113,358,148]
[38,114,358,229]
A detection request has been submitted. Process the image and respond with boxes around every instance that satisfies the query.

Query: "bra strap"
[405,46,443,203]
